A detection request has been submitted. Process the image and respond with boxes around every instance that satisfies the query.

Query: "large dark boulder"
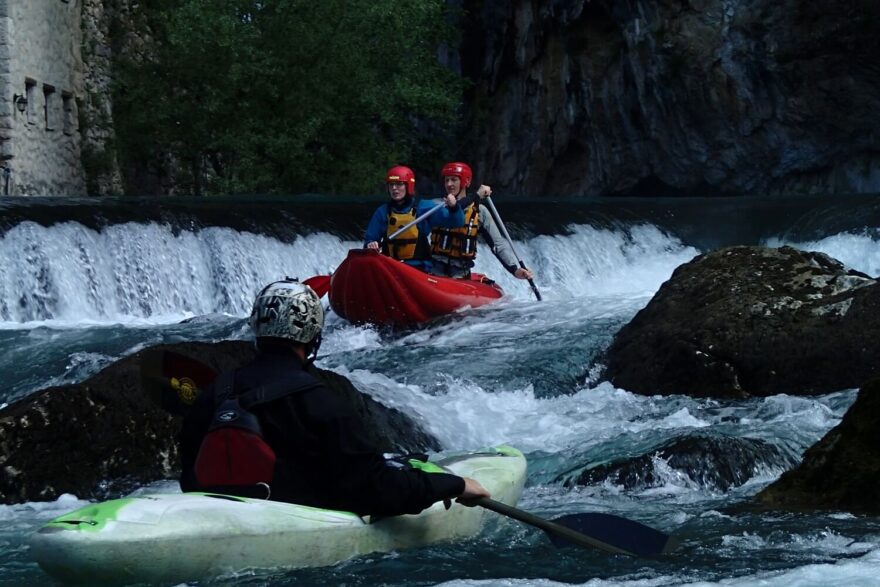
[755,378,880,514]
[604,245,880,398]
[558,434,796,492]
[0,341,439,505]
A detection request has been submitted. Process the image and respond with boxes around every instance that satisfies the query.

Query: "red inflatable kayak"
[327,249,503,326]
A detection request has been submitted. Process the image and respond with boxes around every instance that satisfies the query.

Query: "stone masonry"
[0,0,86,196]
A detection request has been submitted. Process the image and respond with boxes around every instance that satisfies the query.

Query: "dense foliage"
[114,0,464,196]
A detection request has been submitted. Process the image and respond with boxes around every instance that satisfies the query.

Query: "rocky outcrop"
[0,341,439,505]
[603,245,880,398]
[80,0,127,195]
[755,377,880,514]
[559,434,796,492]
[462,0,880,196]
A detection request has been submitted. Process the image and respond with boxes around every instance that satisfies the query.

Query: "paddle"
[386,200,446,241]
[483,197,542,301]
[475,497,677,557]
[387,193,489,242]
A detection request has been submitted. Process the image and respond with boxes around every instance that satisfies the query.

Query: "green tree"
[113,0,464,196]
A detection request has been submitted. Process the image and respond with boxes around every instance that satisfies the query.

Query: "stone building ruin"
[0,0,86,196]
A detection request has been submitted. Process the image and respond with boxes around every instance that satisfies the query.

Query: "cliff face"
[462,0,880,196]
[80,0,128,196]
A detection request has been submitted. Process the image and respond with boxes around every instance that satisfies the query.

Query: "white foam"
[0,220,697,326]
[767,231,880,277]
[331,367,716,455]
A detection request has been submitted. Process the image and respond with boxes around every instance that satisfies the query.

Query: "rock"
[755,378,880,514]
[603,245,880,398]
[558,433,795,492]
[463,0,880,196]
[0,341,439,505]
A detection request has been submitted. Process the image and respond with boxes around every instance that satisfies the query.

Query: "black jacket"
[178,349,464,516]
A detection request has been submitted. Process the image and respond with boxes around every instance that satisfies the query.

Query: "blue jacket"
[364,197,464,270]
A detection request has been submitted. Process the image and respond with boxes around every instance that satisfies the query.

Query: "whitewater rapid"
[2,204,880,586]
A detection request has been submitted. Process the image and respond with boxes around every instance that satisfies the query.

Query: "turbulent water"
[2,195,880,586]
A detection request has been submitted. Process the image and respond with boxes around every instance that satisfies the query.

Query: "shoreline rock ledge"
[755,377,880,514]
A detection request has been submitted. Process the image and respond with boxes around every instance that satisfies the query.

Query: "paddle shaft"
[386,193,483,242]
[387,201,447,241]
[475,498,630,555]
[483,197,542,301]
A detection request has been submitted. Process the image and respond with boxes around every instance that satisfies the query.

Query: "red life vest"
[194,370,320,498]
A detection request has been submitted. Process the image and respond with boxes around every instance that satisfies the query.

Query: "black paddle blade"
[548,512,677,556]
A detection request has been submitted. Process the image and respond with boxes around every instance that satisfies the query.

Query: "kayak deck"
[31,446,527,584]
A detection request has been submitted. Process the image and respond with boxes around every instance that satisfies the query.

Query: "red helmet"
[385,165,416,196]
[441,162,472,188]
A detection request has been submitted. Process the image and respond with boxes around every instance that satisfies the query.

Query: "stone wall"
[0,0,86,196]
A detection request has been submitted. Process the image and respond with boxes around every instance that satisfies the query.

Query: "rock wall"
[80,0,124,195]
[462,0,880,196]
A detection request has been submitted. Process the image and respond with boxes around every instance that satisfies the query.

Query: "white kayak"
[31,445,527,584]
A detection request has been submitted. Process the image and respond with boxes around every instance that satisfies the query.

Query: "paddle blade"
[139,349,219,415]
[548,512,677,557]
[303,275,332,298]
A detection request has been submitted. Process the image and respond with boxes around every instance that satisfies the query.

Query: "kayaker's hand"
[444,194,458,208]
[366,241,380,251]
[456,477,491,507]
[514,267,533,280]
[476,184,492,199]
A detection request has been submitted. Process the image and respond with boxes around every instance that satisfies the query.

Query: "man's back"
[178,350,466,516]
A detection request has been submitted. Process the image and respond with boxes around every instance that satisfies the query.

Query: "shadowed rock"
[559,434,795,492]
[604,245,880,398]
[755,378,880,514]
[0,340,439,505]
[464,0,880,197]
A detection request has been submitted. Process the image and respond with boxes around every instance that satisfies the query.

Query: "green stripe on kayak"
[408,459,447,474]
[45,498,135,532]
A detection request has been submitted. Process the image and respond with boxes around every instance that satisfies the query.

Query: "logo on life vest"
[170,377,199,405]
[217,410,239,422]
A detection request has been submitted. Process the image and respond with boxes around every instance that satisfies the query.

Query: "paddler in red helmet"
[429,162,535,281]
[364,165,464,273]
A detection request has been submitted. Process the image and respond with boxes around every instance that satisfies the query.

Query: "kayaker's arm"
[479,204,520,274]
[479,203,535,280]
[363,205,388,249]
[457,477,492,506]
[307,391,490,517]
[427,197,464,229]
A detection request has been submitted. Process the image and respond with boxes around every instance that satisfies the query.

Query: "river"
[1,194,879,586]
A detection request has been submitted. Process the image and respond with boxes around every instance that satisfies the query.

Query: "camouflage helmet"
[249,279,324,344]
